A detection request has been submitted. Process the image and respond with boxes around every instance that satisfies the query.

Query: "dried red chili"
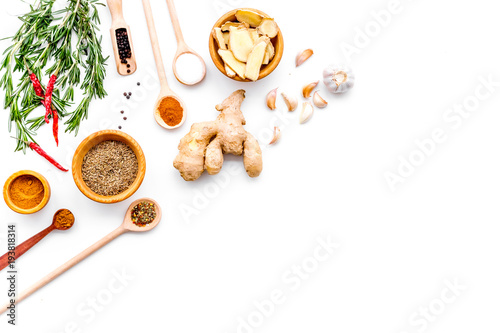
[28,72,44,98]
[29,141,67,171]
[45,74,57,126]
[52,111,59,146]
[11,137,68,172]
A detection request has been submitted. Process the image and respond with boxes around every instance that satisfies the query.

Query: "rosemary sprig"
[0,0,108,152]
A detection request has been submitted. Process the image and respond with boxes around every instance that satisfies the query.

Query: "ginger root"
[173,90,263,181]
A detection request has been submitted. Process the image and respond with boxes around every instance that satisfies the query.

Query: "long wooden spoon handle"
[142,0,169,88]
[0,225,55,272]
[106,0,125,24]
[0,227,126,314]
[165,0,185,45]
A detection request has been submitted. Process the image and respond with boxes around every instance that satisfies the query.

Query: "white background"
[1,0,500,332]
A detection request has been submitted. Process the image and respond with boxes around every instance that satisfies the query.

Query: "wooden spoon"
[107,0,137,75]
[165,0,206,85]
[0,209,75,271]
[0,198,161,314]
[142,0,187,130]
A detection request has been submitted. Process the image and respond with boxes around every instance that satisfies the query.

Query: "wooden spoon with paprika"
[142,0,187,130]
[0,209,75,271]
[0,198,161,314]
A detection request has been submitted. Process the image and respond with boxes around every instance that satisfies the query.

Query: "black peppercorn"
[123,117,127,120]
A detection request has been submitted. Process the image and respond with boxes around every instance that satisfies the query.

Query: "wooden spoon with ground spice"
[0,209,74,271]
[142,0,187,130]
[0,199,161,313]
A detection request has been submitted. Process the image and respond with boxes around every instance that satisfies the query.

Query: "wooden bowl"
[208,8,284,82]
[3,170,51,214]
[72,130,146,204]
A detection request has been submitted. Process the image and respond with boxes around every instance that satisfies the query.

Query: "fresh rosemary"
[0,0,108,152]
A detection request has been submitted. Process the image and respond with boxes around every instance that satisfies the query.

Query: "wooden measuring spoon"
[165,0,206,85]
[107,0,137,75]
[0,198,161,314]
[0,209,75,271]
[142,0,186,129]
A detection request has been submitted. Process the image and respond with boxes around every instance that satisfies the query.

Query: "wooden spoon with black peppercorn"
[0,209,75,271]
[142,0,187,129]
[107,0,137,75]
[0,199,161,314]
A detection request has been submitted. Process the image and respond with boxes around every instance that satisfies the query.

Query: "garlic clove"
[269,126,281,145]
[313,91,328,108]
[299,102,314,124]
[281,92,298,111]
[302,81,319,98]
[295,49,313,67]
[266,87,278,110]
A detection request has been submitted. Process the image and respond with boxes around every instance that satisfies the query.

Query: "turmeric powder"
[159,97,183,126]
[54,209,75,230]
[9,175,44,209]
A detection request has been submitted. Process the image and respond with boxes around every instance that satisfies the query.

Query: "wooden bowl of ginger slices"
[209,8,284,82]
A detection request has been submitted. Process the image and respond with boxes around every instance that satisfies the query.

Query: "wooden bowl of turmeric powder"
[3,170,51,214]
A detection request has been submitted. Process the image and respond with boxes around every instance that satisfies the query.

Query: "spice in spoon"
[131,202,156,227]
[54,209,75,230]
[158,96,183,126]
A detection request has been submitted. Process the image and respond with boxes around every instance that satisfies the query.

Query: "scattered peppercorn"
[137,82,140,86]
[128,92,132,96]
[127,70,131,73]
[123,92,127,96]
[123,117,127,120]
[126,96,130,99]
[118,126,122,129]
[120,110,124,114]
[127,64,131,68]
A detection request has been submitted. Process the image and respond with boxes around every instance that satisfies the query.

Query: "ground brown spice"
[81,140,138,196]
[54,209,75,230]
[9,175,44,209]
[159,97,183,126]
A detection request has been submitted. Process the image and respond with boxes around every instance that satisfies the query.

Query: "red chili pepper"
[52,110,59,146]
[29,73,44,98]
[44,74,57,126]
[29,141,67,171]
[11,137,68,172]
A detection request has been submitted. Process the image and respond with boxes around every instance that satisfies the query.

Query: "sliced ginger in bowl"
[213,9,279,81]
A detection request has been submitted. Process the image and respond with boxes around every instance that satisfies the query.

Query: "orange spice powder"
[9,175,44,209]
[159,97,183,126]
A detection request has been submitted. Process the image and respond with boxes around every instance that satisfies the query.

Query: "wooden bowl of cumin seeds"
[72,130,146,204]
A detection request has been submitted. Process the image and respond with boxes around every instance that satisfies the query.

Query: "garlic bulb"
[323,64,355,94]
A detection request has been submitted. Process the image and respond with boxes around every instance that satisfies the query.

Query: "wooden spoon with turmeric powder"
[0,209,74,271]
[142,0,187,130]
[0,199,161,314]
